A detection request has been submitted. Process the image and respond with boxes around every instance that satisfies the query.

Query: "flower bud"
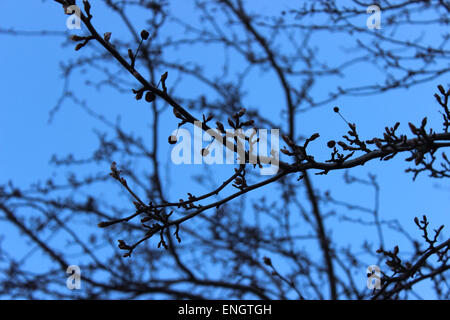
[104,32,112,42]
[145,91,156,102]
[71,35,84,42]
[238,108,246,117]
[140,29,150,40]
[135,91,143,100]
[327,140,336,148]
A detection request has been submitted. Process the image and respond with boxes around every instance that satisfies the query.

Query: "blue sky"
[0,1,449,299]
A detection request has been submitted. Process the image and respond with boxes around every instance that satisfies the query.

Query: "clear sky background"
[0,1,449,299]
